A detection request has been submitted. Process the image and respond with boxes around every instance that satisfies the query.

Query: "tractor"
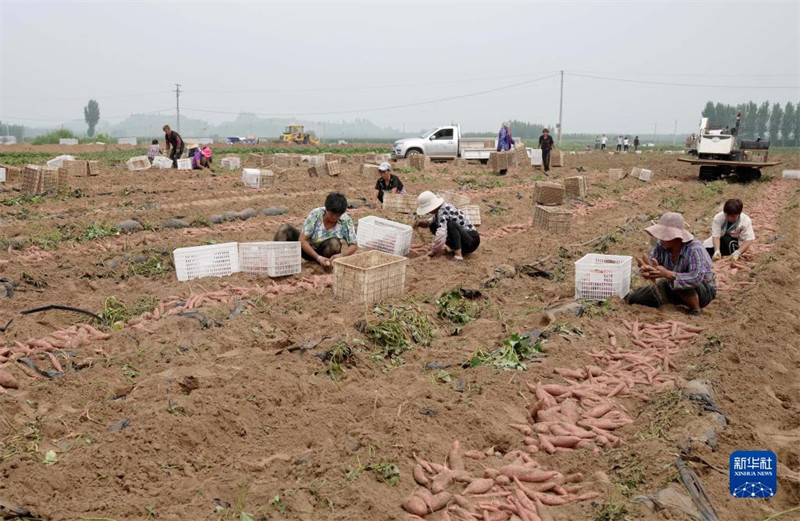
[678,113,780,181]
[279,125,320,146]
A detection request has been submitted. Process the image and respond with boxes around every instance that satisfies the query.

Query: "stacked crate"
[514,143,529,167]
[532,181,571,233]
[22,165,63,195]
[550,150,564,167]
[62,160,88,177]
[87,161,99,176]
[488,150,513,172]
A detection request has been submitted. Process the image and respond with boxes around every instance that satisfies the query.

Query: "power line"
[1,108,175,123]
[2,90,173,101]
[569,70,796,78]
[182,73,559,117]
[185,71,561,95]
[566,72,798,89]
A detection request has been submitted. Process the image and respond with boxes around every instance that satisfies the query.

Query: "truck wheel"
[699,166,720,181]
[735,167,761,182]
[405,149,422,159]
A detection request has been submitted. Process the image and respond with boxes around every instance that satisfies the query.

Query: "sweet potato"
[432,470,453,494]
[452,470,473,484]
[402,496,428,516]
[465,449,486,460]
[548,436,581,448]
[430,491,453,512]
[413,464,429,486]
[495,475,511,486]
[449,440,465,472]
[463,478,495,495]
[586,402,614,419]
[541,384,570,396]
[509,423,533,436]
[560,399,579,424]
[0,370,20,389]
[500,465,558,483]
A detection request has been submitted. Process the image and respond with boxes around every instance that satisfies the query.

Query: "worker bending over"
[414,191,479,262]
[626,212,716,316]
[704,198,755,262]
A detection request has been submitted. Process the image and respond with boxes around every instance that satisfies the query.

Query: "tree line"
[701,100,799,146]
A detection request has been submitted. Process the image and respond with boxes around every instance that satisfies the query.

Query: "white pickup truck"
[391,124,498,162]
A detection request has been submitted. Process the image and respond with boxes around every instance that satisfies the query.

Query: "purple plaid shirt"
[649,239,714,290]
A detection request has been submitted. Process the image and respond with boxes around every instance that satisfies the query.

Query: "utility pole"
[673,119,677,146]
[654,123,658,146]
[174,83,182,133]
[557,70,564,146]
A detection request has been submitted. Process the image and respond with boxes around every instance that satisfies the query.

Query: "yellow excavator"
[280,125,321,146]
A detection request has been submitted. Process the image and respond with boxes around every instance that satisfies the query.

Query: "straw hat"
[416,191,444,216]
[189,142,199,150]
[645,212,694,242]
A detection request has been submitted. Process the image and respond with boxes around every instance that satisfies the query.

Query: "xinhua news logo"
[730,451,777,498]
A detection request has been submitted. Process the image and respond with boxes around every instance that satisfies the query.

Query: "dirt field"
[1,147,798,521]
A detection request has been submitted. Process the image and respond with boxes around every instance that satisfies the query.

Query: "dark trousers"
[274,224,342,260]
[431,220,480,255]
[626,279,716,309]
[542,149,551,172]
[601,144,606,150]
[705,235,738,258]
[616,144,622,151]
[169,146,184,168]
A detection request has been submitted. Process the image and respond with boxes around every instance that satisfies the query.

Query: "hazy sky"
[1,0,798,135]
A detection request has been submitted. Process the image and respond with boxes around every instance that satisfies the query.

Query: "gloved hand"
[731,250,741,262]
[712,250,722,261]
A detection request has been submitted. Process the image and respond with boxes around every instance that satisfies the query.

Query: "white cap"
[378,162,391,172]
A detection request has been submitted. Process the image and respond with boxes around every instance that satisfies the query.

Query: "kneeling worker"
[704,198,755,262]
[414,191,479,262]
[375,162,406,205]
[626,212,716,316]
[274,191,357,268]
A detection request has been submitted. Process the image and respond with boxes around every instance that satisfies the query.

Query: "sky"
[1,0,798,135]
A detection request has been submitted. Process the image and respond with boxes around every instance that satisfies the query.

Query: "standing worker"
[600,134,608,150]
[616,135,623,151]
[634,136,640,152]
[163,125,184,168]
[497,122,514,151]
[538,128,555,173]
[623,136,630,152]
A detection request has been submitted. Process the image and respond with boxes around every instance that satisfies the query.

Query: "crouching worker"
[704,198,755,262]
[375,162,406,205]
[626,212,716,316]
[273,191,357,268]
[414,191,479,262]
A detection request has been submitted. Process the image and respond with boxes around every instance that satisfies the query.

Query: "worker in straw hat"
[414,191,479,262]
[626,212,716,315]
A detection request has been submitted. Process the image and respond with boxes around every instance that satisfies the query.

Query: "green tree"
[84,99,100,137]
[701,101,716,123]
[781,101,795,146]
[0,120,25,141]
[741,101,758,139]
[795,100,800,147]
[768,102,783,143]
[755,101,770,138]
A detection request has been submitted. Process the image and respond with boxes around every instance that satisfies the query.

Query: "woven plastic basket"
[357,216,413,256]
[532,181,566,206]
[574,254,632,301]
[438,190,471,208]
[221,156,241,170]
[408,154,430,170]
[638,169,652,182]
[173,242,240,281]
[333,250,407,304]
[533,204,572,233]
[176,158,192,171]
[152,156,173,169]
[238,242,301,277]
[608,168,624,181]
[382,193,417,214]
[564,176,587,197]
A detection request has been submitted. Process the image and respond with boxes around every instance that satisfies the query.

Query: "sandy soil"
[0,148,798,521]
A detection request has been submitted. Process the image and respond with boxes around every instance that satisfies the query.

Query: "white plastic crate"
[574,254,632,301]
[173,242,240,281]
[357,216,413,256]
[0,167,5,183]
[126,155,151,171]
[462,205,481,226]
[782,170,800,180]
[176,158,192,171]
[152,156,173,169]
[242,168,273,188]
[238,242,301,277]
[46,155,75,168]
[638,169,652,182]
[530,149,543,166]
[117,137,137,145]
[221,156,241,169]
[58,138,78,145]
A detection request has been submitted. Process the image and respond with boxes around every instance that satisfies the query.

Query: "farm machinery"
[677,112,780,181]
[279,125,320,146]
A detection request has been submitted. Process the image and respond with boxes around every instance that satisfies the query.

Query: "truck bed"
[677,157,781,168]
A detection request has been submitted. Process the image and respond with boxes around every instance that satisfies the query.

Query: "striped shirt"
[432,203,475,250]
[649,239,714,290]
